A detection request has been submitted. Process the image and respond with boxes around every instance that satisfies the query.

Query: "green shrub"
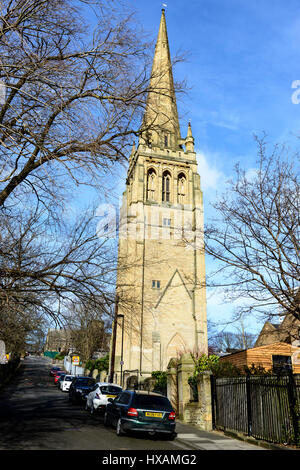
[190,353,242,381]
[84,354,109,373]
[243,363,273,375]
[54,351,67,361]
[193,354,220,378]
[191,355,272,379]
[151,371,167,393]
[95,354,109,372]
[85,359,94,371]
[210,360,242,377]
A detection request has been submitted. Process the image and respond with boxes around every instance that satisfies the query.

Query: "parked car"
[54,370,66,384]
[104,390,176,439]
[68,376,96,404]
[50,366,61,377]
[85,383,122,414]
[56,373,66,387]
[60,375,75,392]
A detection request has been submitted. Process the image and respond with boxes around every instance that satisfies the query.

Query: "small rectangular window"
[163,218,171,226]
[164,134,168,147]
[152,280,161,289]
[272,355,292,373]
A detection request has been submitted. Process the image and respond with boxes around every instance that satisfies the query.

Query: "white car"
[85,382,122,414]
[60,375,75,392]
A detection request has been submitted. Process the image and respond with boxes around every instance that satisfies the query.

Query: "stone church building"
[112,9,208,384]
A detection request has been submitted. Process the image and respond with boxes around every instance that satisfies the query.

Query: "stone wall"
[166,355,212,431]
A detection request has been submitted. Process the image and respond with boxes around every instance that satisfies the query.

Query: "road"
[0,356,188,450]
[0,356,263,452]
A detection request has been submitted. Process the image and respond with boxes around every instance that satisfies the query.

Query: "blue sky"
[73,1,300,338]
[128,0,300,152]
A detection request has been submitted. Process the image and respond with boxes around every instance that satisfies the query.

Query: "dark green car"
[104,390,176,439]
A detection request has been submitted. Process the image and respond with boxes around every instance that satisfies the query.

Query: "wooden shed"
[219,342,300,374]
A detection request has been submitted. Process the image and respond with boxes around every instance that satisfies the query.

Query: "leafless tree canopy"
[63,301,111,361]
[0,0,155,208]
[205,135,300,324]
[0,203,118,328]
[207,320,256,353]
[0,0,169,349]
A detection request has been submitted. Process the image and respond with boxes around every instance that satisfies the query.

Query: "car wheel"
[103,411,110,427]
[116,418,125,436]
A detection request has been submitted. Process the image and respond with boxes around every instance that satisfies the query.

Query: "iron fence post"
[287,371,299,445]
[210,374,216,430]
[246,374,252,437]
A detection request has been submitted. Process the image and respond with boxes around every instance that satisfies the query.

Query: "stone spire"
[140,9,181,150]
[185,121,194,153]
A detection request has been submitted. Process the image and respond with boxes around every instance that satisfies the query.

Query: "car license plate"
[107,395,116,398]
[145,412,162,418]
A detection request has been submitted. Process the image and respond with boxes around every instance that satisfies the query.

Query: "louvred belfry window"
[162,171,171,202]
[147,169,156,201]
[178,173,186,203]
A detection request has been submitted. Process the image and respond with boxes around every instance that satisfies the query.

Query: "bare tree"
[0,301,43,356]
[0,0,186,210]
[63,300,111,362]
[0,1,187,351]
[0,0,148,205]
[207,319,256,353]
[0,202,118,326]
[205,135,300,325]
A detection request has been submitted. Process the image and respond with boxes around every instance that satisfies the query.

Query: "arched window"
[162,171,171,202]
[147,169,156,201]
[177,173,186,203]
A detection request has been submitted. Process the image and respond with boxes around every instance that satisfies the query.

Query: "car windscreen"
[75,378,90,386]
[100,385,122,395]
[132,395,173,411]
[65,376,74,381]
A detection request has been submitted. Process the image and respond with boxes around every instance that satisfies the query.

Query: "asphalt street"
[0,356,263,451]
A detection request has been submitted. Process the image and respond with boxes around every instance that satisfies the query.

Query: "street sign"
[72,356,80,365]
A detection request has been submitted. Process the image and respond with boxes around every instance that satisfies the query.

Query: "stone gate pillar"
[166,358,178,413]
[196,371,213,431]
[177,353,194,419]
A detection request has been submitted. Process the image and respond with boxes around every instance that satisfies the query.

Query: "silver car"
[85,382,122,414]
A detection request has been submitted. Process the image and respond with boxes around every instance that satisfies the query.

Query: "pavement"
[172,420,265,450]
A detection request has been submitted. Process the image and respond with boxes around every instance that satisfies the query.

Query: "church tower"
[112,9,208,385]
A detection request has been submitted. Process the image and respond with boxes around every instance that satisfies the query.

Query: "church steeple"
[140,9,181,151]
[114,8,208,382]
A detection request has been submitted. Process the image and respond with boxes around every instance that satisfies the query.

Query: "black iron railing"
[211,373,300,446]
